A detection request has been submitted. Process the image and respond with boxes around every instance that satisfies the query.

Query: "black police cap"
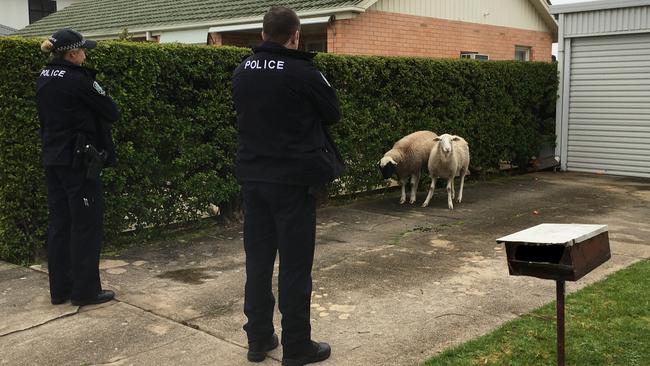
[49,29,97,52]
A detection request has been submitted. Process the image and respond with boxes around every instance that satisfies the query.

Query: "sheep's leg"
[399,178,408,204]
[422,177,436,207]
[409,172,420,204]
[457,172,466,203]
[450,177,456,200]
[446,180,454,210]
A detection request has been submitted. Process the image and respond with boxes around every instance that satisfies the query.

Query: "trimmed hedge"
[0,38,557,264]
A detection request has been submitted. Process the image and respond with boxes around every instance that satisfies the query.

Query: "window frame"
[515,46,532,61]
[460,51,489,61]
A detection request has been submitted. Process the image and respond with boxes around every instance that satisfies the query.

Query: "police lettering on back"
[244,59,285,70]
[40,69,67,78]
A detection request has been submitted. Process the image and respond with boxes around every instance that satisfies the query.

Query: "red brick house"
[17,0,557,62]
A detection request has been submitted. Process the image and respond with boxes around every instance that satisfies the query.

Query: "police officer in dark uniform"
[37,29,119,306]
[232,6,343,366]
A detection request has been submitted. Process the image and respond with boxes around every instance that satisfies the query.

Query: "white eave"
[530,0,559,39]
[209,16,331,33]
[550,0,650,15]
[81,6,370,39]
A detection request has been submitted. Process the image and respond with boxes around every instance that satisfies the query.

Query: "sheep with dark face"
[379,130,437,204]
[422,134,470,210]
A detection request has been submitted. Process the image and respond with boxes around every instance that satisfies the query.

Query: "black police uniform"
[36,58,119,303]
[232,41,342,356]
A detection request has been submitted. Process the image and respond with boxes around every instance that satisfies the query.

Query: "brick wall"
[218,32,260,48]
[207,32,221,45]
[327,10,553,61]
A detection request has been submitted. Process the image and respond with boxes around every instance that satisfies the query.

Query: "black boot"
[248,333,279,362]
[71,290,114,306]
[50,296,69,305]
[282,341,331,366]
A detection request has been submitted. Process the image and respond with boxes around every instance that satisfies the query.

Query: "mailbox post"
[497,224,610,366]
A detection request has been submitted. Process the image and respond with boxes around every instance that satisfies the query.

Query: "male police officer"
[36,29,119,306]
[232,6,342,366]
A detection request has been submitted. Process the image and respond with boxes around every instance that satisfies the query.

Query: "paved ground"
[1,172,649,366]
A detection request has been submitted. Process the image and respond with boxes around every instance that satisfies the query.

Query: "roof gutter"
[550,0,650,14]
[80,6,368,39]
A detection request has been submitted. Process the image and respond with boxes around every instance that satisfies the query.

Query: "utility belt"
[72,134,107,181]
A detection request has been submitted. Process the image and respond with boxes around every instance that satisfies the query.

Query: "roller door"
[568,33,650,178]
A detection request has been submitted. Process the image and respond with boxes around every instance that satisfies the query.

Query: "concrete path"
[1,172,649,366]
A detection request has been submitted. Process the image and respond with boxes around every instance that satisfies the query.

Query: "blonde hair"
[41,39,55,53]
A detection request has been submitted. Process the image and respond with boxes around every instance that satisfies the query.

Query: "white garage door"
[568,33,650,178]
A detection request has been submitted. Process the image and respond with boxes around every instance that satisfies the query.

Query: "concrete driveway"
[2,172,649,366]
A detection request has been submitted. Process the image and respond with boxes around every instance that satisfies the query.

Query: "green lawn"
[424,259,650,366]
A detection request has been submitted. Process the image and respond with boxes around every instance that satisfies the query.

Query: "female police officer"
[37,29,119,306]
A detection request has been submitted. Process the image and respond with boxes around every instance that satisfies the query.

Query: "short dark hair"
[263,6,301,44]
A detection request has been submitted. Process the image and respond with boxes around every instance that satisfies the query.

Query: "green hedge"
[0,38,557,264]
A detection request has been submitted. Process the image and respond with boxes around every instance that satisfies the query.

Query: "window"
[515,46,531,61]
[305,40,326,53]
[460,51,489,61]
[29,0,57,24]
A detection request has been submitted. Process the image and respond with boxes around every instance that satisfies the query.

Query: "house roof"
[16,0,379,38]
[16,0,556,39]
[0,24,17,36]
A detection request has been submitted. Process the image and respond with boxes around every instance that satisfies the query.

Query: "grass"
[424,259,650,366]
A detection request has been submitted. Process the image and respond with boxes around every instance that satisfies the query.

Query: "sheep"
[421,134,470,210]
[379,130,438,204]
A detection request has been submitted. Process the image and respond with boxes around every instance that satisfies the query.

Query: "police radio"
[72,133,106,180]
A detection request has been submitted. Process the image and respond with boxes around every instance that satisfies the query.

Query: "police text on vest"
[244,59,285,70]
[40,69,67,78]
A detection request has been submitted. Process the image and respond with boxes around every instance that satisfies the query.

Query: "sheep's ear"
[380,156,398,167]
[452,136,460,141]
[434,137,441,141]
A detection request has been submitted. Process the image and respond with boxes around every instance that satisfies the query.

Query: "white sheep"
[421,134,470,210]
[379,130,437,204]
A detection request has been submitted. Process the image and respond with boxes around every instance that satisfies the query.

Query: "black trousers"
[45,165,104,302]
[242,181,316,356]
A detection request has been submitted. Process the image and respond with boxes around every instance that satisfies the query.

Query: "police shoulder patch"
[93,81,106,96]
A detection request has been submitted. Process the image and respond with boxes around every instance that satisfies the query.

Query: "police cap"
[48,29,97,52]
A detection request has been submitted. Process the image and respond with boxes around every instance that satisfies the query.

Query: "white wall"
[159,29,209,44]
[0,0,29,30]
[371,0,551,32]
[0,0,77,30]
[56,0,77,10]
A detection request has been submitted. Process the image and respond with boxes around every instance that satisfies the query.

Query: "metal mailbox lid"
[497,224,608,247]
